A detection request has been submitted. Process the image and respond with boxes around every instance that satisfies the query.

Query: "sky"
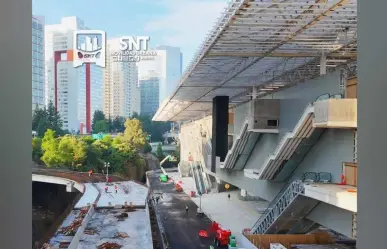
[32,0,228,71]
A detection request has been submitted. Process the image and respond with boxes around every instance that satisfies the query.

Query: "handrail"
[251,180,305,234]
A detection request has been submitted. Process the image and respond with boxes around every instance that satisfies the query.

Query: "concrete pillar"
[211,96,229,172]
[358,1,387,248]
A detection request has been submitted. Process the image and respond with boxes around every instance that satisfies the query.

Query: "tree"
[93,120,108,133]
[143,143,152,153]
[112,116,125,132]
[32,137,43,163]
[32,102,64,137]
[41,129,61,167]
[92,110,106,133]
[156,143,164,160]
[123,118,147,149]
[46,101,63,135]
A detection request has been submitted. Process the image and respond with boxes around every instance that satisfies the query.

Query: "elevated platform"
[221,118,279,171]
[246,98,357,181]
[303,183,357,213]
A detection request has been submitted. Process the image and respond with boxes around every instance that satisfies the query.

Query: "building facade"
[102,38,140,119]
[140,72,160,116]
[138,46,182,105]
[32,15,45,112]
[45,16,103,133]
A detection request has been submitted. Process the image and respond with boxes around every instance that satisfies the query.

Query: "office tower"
[45,16,103,133]
[140,71,160,116]
[103,38,140,119]
[138,46,182,105]
[32,15,45,112]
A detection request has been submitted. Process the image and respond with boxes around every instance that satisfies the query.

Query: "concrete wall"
[219,70,349,200]
[306,202,353,238]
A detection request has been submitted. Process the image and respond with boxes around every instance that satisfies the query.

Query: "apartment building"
[32,15,45,112]
[153,1,358,247]
[45,16,103,133]
[138,46,182,104]
[102,38,140,118]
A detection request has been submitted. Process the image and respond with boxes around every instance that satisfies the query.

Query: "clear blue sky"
[33,0,227,71]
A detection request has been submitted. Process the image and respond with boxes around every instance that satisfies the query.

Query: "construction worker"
[114,185,118,194]
[185,205,189,213]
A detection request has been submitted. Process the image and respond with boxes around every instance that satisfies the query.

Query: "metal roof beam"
[207,52,357,58]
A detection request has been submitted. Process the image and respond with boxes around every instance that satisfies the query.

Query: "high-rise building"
[32,15,45,112]
[138,46,182,105]
[102,38,140,119]
[140,71,160,116]
[45,17,103,133]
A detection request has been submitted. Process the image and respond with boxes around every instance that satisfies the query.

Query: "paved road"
[148,171,214,249]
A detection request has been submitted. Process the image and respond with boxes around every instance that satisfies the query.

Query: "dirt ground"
[32,168,129,183]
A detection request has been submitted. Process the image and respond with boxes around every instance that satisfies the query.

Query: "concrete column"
[211,96,229,172]
[358,1,387,248]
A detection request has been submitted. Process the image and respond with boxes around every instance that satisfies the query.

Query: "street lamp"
[104,162,110,182]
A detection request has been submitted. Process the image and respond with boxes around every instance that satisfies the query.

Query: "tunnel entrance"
[32,181,81,248]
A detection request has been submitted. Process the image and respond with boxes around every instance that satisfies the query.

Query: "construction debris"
[124,206,136,212]
[57,208,90,235]
[97,242,122,249]
[58,241,70,248]
[114,232,130,238]
[115,212,129,221]
[84,228,98,235]
[40,243,51,249]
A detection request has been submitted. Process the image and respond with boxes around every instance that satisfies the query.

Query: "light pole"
[104,162,110,182]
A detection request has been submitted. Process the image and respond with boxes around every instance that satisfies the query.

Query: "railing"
[251,180,305,234]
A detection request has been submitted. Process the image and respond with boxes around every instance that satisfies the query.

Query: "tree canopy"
[32,101,65,137]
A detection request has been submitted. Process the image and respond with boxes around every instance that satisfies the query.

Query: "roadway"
[147,170,214,249]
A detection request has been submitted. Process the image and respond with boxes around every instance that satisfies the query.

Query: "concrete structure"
[103,38,141,118]
[138,46,182,105]
[32,174,84,193]
[45,179,152,249]
[140,72,160,116]
[153,0,358,246]
[32,15,45,112]
[45,17,103,133]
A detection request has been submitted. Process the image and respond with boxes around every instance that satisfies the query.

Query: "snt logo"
[73,30,106,68]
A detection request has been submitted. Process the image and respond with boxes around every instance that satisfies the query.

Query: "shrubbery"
[32,118,151,177]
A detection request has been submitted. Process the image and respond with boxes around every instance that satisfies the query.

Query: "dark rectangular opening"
[267,119,279,127]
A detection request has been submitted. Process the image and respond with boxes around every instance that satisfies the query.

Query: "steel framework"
[153,0,357,122]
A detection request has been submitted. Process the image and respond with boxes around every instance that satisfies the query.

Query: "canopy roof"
[153,0,357,122]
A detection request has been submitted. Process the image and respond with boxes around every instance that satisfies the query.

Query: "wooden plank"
[345,77,358,99]
[343,162,358,186]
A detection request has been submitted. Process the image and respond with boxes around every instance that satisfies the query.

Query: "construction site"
[151,0,359,248]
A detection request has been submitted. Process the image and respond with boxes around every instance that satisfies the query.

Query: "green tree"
[123,118,147,148]
[46,101,63,135]
[41,129,61,167]
[32,137,43,163]
[93,120,108,133]
[156,143,164,160]
[143,143,152,153]
[112,116,125,132]
[92,110,106,133]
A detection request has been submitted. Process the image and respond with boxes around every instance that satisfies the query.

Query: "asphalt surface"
[148,171,215,249]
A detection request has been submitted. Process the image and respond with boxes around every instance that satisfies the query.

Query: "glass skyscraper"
[32,15,45,112]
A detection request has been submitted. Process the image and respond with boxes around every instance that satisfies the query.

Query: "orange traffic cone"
[338,173,346,185]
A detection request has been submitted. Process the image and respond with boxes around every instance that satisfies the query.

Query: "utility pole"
[104,162,110,182]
